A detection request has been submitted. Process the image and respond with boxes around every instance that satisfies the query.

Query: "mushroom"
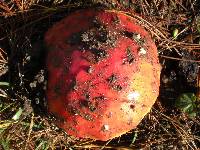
[45,9,160,141]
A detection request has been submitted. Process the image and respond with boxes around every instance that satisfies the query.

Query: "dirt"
[67,18,119,64]
[159,50,199,108]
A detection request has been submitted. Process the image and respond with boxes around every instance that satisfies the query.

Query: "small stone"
[138,47,146,55]
[37,75,44,83]
[133,34,141,40]
[30,81,37,88]
[87,66,93,73]
[102,124,109,132]
[35,98,40,104]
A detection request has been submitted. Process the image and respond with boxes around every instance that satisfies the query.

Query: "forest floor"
[0,0,200,149]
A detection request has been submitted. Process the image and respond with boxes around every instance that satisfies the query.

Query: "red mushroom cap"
[45,9,160,141]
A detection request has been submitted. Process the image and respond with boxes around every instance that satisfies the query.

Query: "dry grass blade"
[159,55,200,63]
[25,113,34,150]
[0,48,8,76]
[13,0,24,11]
[0,88,7,98]
[73,144,133,149]
[197,67,200,98]
[0,0,39,16]
[0,1,14,16]
[152,108,199,149]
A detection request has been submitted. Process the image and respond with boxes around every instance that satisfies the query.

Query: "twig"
[25,113,34,150]
[160,55,200,63]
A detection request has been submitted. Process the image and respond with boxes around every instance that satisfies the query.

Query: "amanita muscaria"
[45,9,160,141]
